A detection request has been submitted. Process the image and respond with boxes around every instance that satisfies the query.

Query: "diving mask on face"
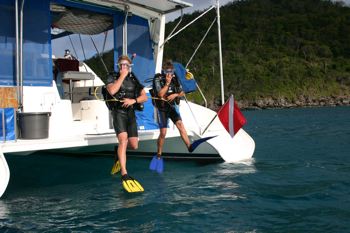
[118,62,131,68]
[117,59,134,71]
[163,69,174,75]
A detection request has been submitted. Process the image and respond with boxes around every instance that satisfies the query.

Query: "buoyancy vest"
[151,73,182,111]
[102,72,144,110]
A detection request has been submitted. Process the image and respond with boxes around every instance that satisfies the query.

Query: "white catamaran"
[0,0,255,198]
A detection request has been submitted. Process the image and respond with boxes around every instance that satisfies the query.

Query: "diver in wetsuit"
[107,55,147,192]
[149,60,192,173]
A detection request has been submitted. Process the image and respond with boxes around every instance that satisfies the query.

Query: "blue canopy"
[114,14,155,85]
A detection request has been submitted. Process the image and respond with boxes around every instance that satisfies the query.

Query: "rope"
[185,17,217,69]
[93,86,120,102]
[78,34,86,61]
[68,35,79,60]
[161,6,215,47]
[180,17,217,132]
[162,8,183,48]
[102,31,108,56]
[183,95,202,133]
[90,36,108,74]
[180,15,217,125]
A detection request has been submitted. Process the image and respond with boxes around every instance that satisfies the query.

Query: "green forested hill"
[87,0,350,108]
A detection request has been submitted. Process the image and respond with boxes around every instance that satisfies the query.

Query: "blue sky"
[52,0,350,59]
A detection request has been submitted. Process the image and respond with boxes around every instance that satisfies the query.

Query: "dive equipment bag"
[173,62,197,93]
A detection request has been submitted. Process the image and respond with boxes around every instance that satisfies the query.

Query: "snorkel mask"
[162,69,174,75]
[118,62,133,71]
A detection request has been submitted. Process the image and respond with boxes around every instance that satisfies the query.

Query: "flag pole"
[202,93,229,135]
[201,114,218,135]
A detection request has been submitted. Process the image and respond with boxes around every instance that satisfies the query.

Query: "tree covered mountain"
[86,0,350,108]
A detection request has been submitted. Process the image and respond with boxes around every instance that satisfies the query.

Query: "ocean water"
[1,106,349,232]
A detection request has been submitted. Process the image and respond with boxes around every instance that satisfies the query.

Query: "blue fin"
[156,157,164,173]
[149,155,158,171]
[188,136,217,153]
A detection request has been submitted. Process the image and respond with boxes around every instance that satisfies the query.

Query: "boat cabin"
[0,0,192,141]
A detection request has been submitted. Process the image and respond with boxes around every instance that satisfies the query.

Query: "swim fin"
[111,160,121,175]
[188,136,217,152]
[149,155,164,173]
[156,157,164,174]
[121,174,144,193]
[149,155,158,171]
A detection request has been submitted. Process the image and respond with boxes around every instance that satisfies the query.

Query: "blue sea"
[1,106,349,232]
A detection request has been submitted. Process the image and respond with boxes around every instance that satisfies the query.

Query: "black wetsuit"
[107,72,144,137]
[153,73,183,128]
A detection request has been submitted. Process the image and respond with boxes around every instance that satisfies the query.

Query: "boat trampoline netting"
[51,4,113,35]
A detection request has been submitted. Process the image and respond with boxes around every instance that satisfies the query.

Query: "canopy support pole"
[216,0,225,105]
[123,5,129,55]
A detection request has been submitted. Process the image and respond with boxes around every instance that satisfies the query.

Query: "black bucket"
[18,112,51,139]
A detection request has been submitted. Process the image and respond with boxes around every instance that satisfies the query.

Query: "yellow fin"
[122,180,133,192]
[122,176,144,193]
[110,161,121,175]
[132,179,144,192]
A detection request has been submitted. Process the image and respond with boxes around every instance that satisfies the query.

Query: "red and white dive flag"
[217,95,247,137]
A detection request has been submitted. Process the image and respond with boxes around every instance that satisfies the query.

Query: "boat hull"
[39,134,222,161]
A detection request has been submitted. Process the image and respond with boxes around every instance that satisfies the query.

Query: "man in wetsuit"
[107,55,147,192]
[150,60,191,173]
